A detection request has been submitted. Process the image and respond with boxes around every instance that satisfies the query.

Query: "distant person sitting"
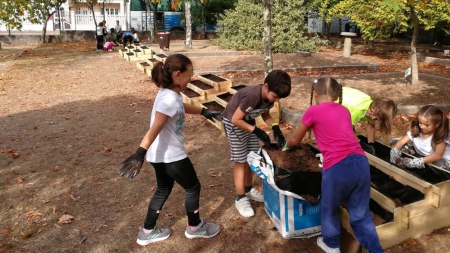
[108,28,118,44]
[131,28,139,43]
[122,30,133,48]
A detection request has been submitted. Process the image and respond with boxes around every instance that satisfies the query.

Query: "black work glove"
[360,142,376,155]
[253,127,272,147]
[119,146,147,178]
[201,108,222,121]
[272,124,286,148]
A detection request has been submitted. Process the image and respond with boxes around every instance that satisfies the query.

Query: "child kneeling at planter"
[390,105,450,170]
[283,78,384,253]
[222,70,291,217]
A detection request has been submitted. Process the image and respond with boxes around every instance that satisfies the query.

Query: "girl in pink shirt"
[283,77,383,253]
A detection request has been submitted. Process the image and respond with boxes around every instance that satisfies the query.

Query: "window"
[105,8,118,15]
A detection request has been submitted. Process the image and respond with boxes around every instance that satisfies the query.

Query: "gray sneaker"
[185,220,220,239]
[136,226,171,246]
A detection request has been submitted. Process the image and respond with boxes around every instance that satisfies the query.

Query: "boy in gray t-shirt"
[222,70,291,217]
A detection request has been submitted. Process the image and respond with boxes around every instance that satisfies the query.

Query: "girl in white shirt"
[119,54,221,245]
[391,105,450,170]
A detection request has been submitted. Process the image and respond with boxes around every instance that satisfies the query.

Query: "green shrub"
[214,0,326,53]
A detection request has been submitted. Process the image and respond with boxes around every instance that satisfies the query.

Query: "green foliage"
[326,0,450,41]
[186,0,236,28]
[26,0,67,25]
[215,0,326,53]
[0,0,28,30]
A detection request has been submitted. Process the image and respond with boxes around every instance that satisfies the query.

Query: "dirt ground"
[1,40,450,253]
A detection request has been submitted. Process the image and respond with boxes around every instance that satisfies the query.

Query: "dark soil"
[126,52,134,56]
[149,58,159,63]
[140,62,150,66]
[217,92,233,102]
[263,144,322,204]
[155,53,167,58]
[264,144,321,172]
[133,49,141,52]
[202,101,225,112]
[191,80,214,90]
[201,74,227,82]
[181,88,201,98]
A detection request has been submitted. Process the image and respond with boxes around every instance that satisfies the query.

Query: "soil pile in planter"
[262,144,322,204]
[263,144,321,172]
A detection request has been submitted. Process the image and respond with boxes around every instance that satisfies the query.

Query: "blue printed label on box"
[263,179,321,239]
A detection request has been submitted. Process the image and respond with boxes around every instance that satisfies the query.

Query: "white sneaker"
[317,237,340,253]
[245,188,264,202]
[235,197,254,217]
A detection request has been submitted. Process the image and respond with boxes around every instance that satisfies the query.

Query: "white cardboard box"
[248,149,322,239]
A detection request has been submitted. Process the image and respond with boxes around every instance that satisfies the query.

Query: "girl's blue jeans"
[321,154,384,253]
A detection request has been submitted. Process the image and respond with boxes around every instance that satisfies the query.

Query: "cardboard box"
[263,179,322,239]
[248,149,322,239]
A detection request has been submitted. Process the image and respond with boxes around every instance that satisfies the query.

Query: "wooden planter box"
[195,74,233,92]
[339,136,450,251]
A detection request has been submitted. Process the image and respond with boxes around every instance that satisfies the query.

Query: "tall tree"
[26,0,67,43]
[0,0,28,32]
[263,0,272,75]
[328,0,450,86]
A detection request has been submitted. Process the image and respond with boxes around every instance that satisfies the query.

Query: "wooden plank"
[406,201,450,228]
[435,180,450,207]
[214,93,231,108]
[378,212,450,249]
[367,154,432,193]
[370,188,396,212]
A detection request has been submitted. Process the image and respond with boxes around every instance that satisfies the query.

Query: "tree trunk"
[89,3,97,29]
[263,0,273,76]
[185,1,192,48]
[42,18,48,44]
[152,3,158,37]
[145,0,154,42]
[201,4,206,39]
[325,22,331,40]
[409,5,419,86]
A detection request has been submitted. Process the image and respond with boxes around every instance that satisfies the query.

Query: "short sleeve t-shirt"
[222,84,273,125]
[407,131,450,162]
[341,87,375,125]
[146,88,187,163]
[302,102,365,170]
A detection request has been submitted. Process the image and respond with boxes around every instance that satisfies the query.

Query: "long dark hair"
[151,54,192,89]
[411,105,449,149]
[309,77,342,106]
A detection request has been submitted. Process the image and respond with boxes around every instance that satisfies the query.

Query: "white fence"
[1,11,128,32]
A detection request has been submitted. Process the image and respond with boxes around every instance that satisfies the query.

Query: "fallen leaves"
[2,148,20,159]
[0,227,13,234]
[58,215,74,224]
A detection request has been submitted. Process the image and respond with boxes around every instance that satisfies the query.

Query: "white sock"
[143,228,153,234]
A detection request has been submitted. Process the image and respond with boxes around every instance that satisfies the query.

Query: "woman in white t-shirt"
[119,54,222,246]
[390,105,450,170]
